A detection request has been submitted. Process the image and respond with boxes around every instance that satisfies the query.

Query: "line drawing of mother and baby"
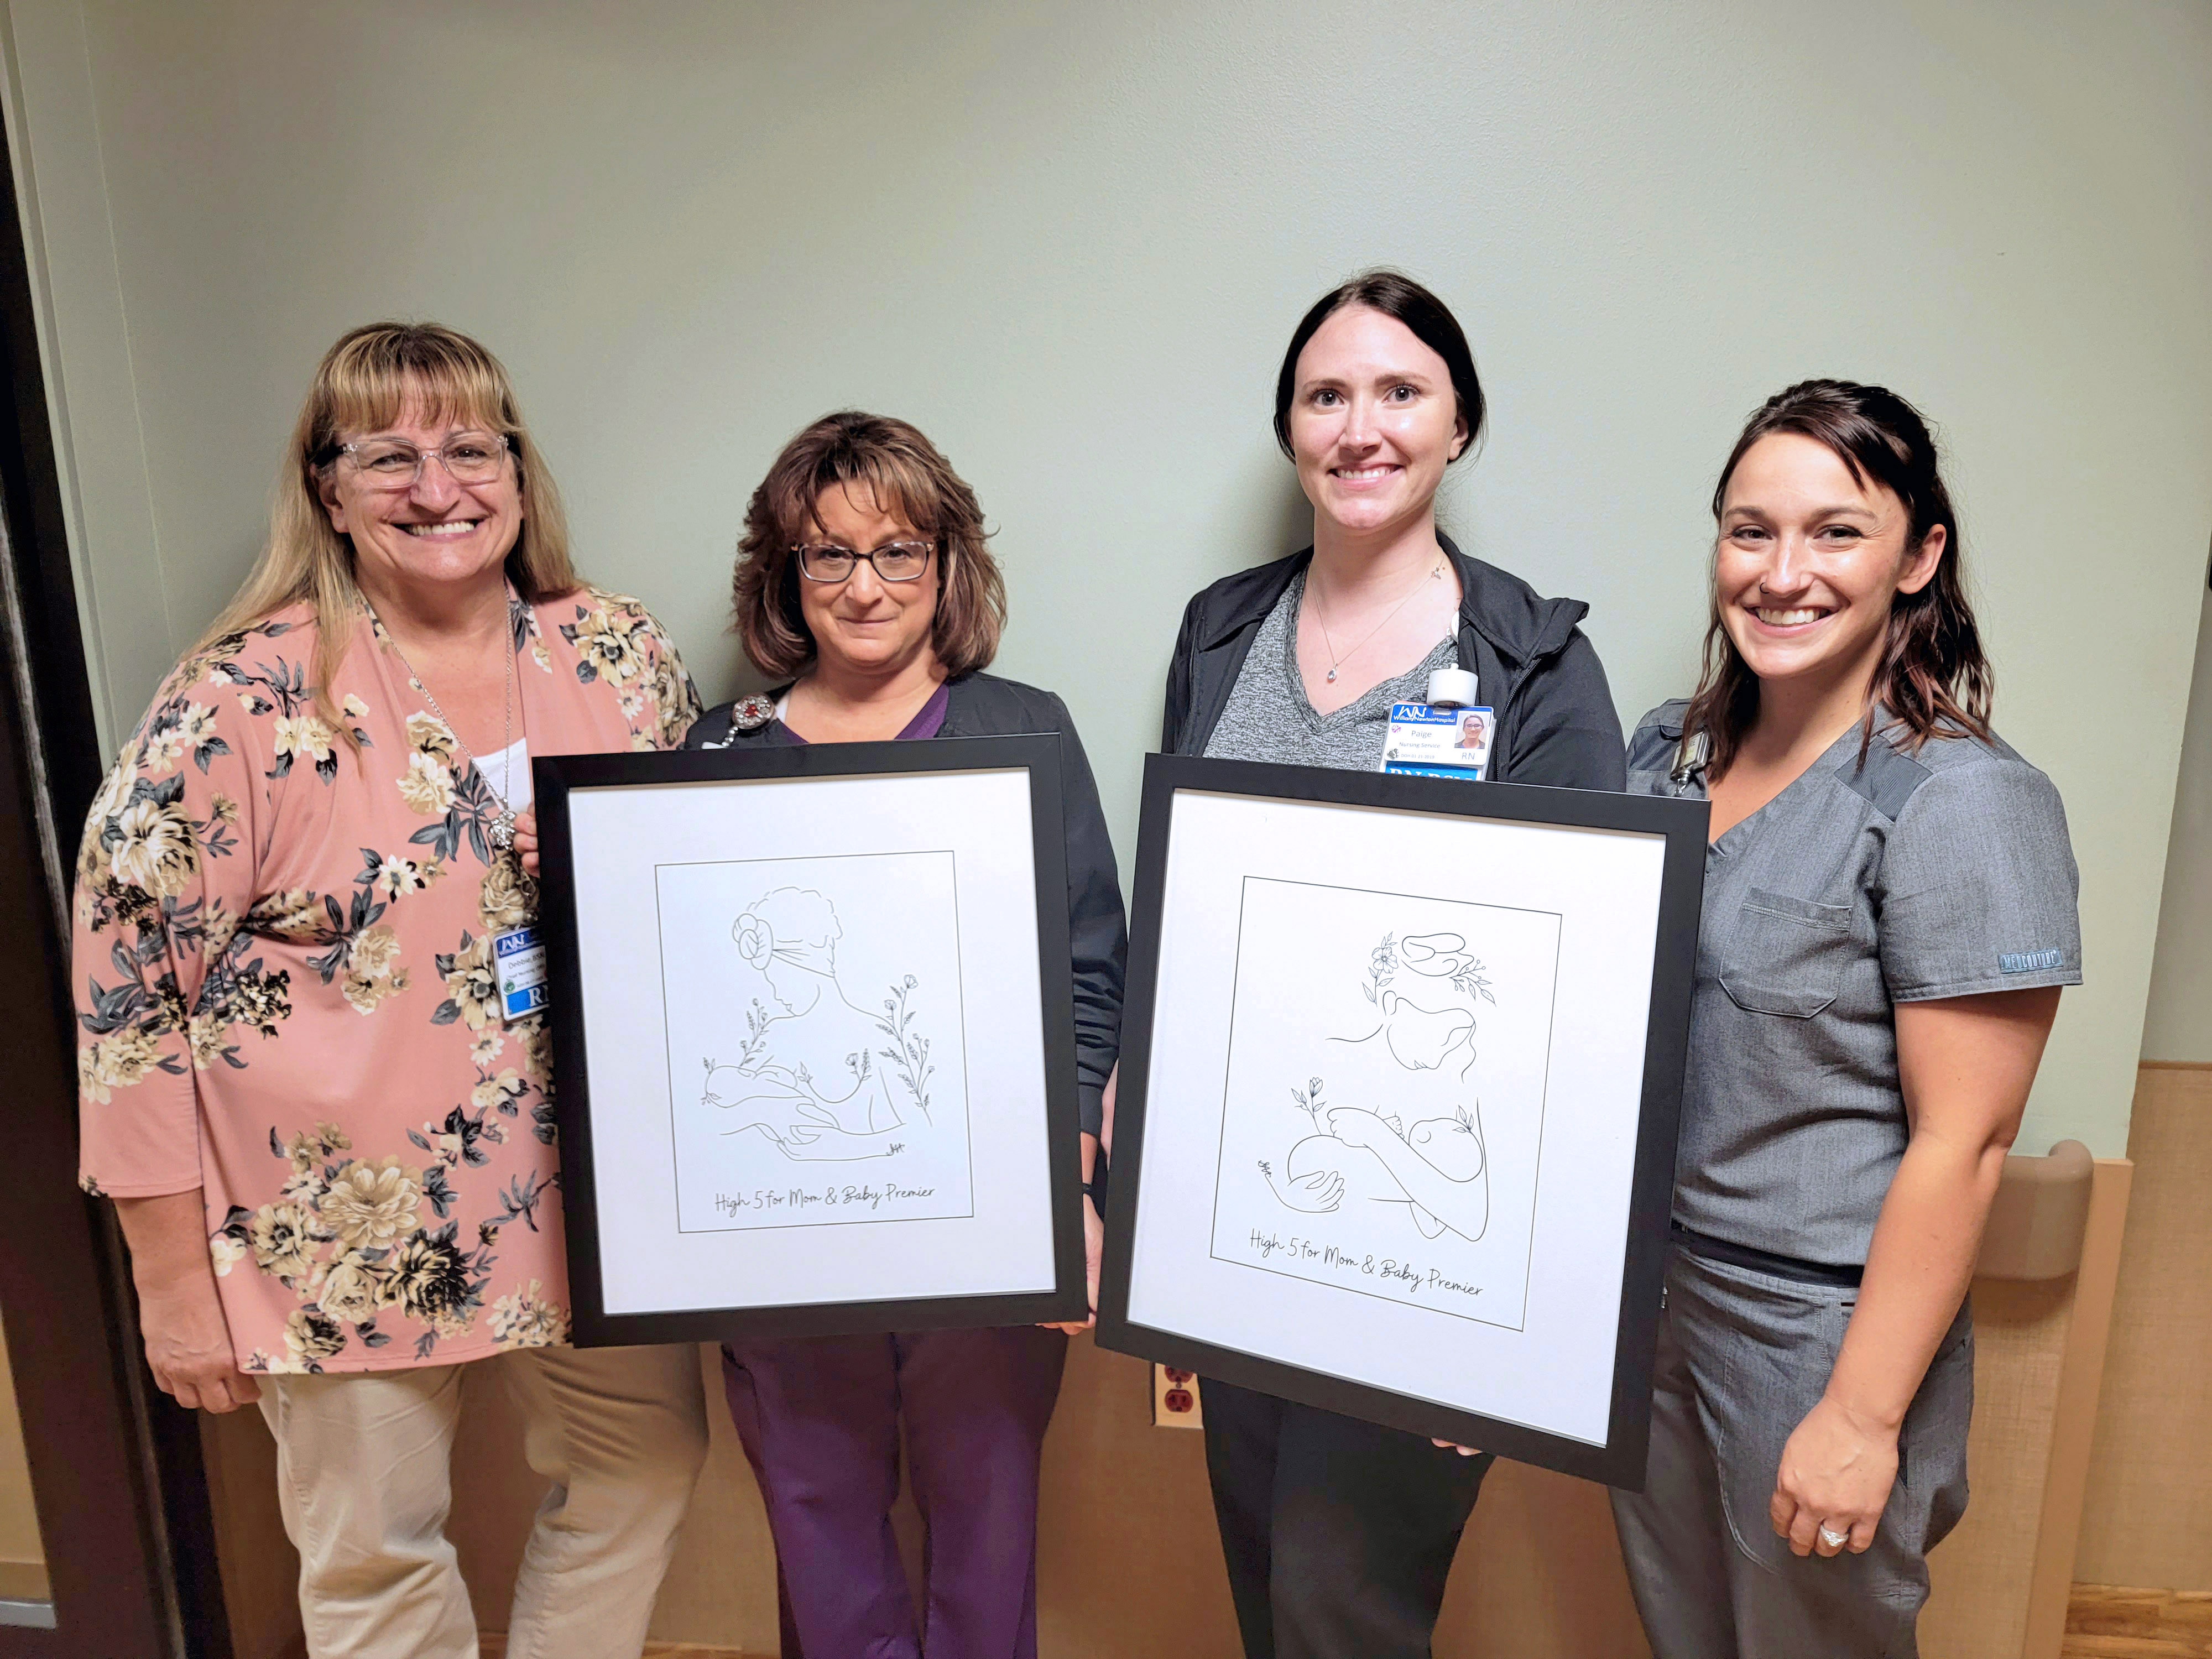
[691,883,1490,1246]
[697,885,945,1165]
[1254,927,1495,1245]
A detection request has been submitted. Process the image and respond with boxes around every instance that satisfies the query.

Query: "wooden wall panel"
[1031,1342,1243,1657]
[1923,1157,2131,1659]
[195,1143,2144,1658]
[2075,1063,2212,1590]
[199,1402,301,1659]
[1438,1460,1650,1657]
[0,1323,49,1603]
[2023,1159,2133,1652]
[1923,1275,2074,1657]
[196,1303,2110,1658]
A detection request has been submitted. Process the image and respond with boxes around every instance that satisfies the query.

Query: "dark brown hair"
[1274,270,1486,460]
[1683,378,1993,776]
[732,411,1006,680]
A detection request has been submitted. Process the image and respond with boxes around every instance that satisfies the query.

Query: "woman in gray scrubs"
[1615,379,2079,1657]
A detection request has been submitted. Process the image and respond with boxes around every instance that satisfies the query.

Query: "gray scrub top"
[1628,700,2081,1267]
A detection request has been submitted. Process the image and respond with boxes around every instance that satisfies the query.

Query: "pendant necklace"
[375,603,520,853]
[1311,555,1446,684]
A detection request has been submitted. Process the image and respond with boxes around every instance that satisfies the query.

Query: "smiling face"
[318,390,523,605]
[1715,432,1945,697]
[1287,305,1468,542]
[795,483,943,679]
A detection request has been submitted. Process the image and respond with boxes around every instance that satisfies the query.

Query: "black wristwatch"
[1082,1153,1109,1212]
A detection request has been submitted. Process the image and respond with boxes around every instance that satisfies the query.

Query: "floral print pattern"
[75,588,698,1371]
[558,598,696,750]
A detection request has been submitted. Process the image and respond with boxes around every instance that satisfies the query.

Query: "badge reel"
[1381,667,1494,781]
[495,923,549,1021]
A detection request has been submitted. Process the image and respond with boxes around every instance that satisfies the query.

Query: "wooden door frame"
[0,107,231,1659]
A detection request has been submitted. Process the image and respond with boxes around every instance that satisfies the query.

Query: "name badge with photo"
[1381,703,1494,780]
[495,926,549,1021]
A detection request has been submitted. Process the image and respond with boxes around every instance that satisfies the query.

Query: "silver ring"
[1818,1525,1849,1549]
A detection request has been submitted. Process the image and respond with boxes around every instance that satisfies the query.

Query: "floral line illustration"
[693,886,947,1166]
[873,974,934,1124]
[1260,926,1496,1244]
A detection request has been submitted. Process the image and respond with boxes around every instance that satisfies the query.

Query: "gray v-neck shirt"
[1203,570,1457,770]
[1628,701,2081,1266]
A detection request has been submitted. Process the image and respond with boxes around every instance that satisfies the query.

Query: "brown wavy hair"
[191,321,578,744]
[732,411,1005,680]
[1683,379,1993,777]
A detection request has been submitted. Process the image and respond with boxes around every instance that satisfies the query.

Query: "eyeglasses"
[795,540,935,583]
[334,431,512,491]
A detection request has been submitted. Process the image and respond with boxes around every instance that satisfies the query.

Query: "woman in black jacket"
[686,410,1124,1659]
[1162,273,1624,1659]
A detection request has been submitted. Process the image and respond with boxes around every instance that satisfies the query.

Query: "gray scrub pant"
[1610,1247,1973,1659]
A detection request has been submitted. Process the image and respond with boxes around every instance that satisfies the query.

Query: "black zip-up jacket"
[685,672,1128,1135]
[1161,534,1627,791]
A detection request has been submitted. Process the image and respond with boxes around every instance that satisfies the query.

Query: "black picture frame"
[1094,753,1708,1489]
[535,733,1089,1345]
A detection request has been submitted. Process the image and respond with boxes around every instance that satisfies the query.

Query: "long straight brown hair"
[1683,379,1993,777]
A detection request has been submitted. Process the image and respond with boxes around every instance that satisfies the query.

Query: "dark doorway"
[0,109,232,1659]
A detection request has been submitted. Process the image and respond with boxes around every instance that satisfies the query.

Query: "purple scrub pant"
[722,1326,1069,1659]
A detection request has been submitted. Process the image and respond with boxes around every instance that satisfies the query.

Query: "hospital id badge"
[1381,702,1494,780]
[495,926,549,1022]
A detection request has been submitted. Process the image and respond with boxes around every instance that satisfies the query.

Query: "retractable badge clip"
[1380,666,1494,780]
[1670,729,1710,785]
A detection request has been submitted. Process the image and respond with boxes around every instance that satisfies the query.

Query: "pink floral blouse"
[73,588,699,1373]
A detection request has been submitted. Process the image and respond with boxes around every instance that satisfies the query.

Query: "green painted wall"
[8,0,2209,1155]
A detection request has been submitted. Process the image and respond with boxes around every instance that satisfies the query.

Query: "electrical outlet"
[1151,1363,1202,1428]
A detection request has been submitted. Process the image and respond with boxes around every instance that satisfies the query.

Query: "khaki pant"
[257,1343,709,1659]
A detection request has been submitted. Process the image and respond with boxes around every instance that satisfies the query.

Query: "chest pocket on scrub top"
[1719,887,1854,1019]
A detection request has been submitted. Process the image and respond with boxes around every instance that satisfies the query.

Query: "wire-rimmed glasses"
[795,540,936,583]
[333,430,513,492]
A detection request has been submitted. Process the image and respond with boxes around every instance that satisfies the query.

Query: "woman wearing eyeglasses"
[72,322,708,1658]
[679,409,1127,1659]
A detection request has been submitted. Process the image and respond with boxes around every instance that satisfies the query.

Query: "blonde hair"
[190,321,580,740]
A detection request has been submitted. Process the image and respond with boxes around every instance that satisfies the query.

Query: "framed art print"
[535,735,1088,1344]
[1095,754,1708,1488]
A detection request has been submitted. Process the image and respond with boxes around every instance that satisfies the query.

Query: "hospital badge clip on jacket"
[1381,666,1493,780]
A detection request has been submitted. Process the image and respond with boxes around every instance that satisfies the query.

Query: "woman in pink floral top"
[73,322,709,1658]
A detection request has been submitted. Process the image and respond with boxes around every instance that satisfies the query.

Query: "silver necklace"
[375,606,519,853]
[1309,555,1446,683]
